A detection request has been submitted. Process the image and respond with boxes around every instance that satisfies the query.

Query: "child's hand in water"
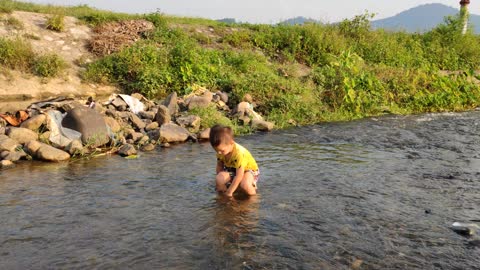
[225,190,234,197]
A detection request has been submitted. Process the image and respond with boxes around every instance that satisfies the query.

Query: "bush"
[0,37,35,71]
[0,0,14,13]
[33,54,67,77]
[46,14,65,32]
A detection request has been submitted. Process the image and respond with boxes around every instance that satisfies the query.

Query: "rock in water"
[6,127,38,144]
[66,140,84,155]
[176,115,201,133]
[20,114,46,131]
[36,143,70,162]
[0,135,19,152]
[160,123,190,143]
[252,119,274,132]
[24,140,42,156]
[163,92,178,116]
[118,144,137,156]
[62,107,109,147]
[0,160,14,169]
[128,112,146,130]
[198,128,210,140]
[155,105,171,126]
[140,143,155,152]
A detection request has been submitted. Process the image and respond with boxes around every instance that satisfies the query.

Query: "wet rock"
[62,107,109,147]
[6,127,38,144]
[160,123,190,143]
[147,128,161,142]
[24,140,42,156]
[112,97,128,111]
[36,143,70,162]
[155,105,171,126]
[104,116,121,133]
[128,112,146,130]
[163,92,178,116]
[252,119,274,132]
[216,91,228,103]
[145,122,159,131]
[140,143,155,152]
[198,128,210,140]
[139,111,156,121]
[0,135,19,152]
[127,132,143,143]
[176,115,201,133]
[0,160,14,169]
[20,114,46,131]
[66,140,84,155]
[2,150,26,162]
[451,222,479,236]
[118,144,137,156]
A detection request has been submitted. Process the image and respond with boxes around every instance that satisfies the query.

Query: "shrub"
[46,14,65,32]
[0,37,35,71]
[0,0,14,13]
[33,54,67,77]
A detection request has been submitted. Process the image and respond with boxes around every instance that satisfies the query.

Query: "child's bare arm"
[225,167,245,196]
[216,160,224,174]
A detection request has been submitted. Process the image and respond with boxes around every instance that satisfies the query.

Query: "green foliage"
[0,0,14,13]
[33,54,67,77]
[0,37,35,71]
[46,14,65,32]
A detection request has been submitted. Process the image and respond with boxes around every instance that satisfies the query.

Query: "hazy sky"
[25,0,480,23]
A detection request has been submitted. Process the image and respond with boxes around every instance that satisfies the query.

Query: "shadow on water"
[1,111,480,269]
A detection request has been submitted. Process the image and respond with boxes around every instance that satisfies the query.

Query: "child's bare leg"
[216,171,231,193]
[239,172,257,196]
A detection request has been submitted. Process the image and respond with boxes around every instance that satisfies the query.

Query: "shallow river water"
[1,112,480,269]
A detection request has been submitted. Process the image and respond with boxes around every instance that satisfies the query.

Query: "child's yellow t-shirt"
[217,143,258,171]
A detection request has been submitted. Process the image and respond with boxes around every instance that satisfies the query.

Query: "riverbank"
[0,90,274,169]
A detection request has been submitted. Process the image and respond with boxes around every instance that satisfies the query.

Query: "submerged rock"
[118,144,137,156]
[20,114,46,131]
[6,127,38,144]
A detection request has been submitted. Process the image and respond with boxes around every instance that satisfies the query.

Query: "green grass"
[46,13,65,31]
[33,53,67,77]
[0,37,35,71]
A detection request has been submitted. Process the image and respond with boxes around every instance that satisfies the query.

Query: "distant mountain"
[371,3,480,34]
[279,16,320,25]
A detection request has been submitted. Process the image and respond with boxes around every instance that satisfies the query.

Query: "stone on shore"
[163,92,178,116]
[139,111,156,121]
[140,143,155,152]
[155,105,170,126]
[1,150,26,162]
[24,140,42,156]
[6,127,38,144]
[128,112,146,130]
[127,132,143,143]
[216,91,228,103]
[176,115,201,133]
[112,97,128,111]
[252,119,274,131]
[0,135,19,152]
[198,128,210,140]
[104,116,121,133]
[187,91,213,110]
[0,160,14,169]
[66,140,84,155]
[36,143,71,162]
[62,107,109,147]
[118,144,137,156]
[160,123,190,143]
[20,114,46,131]
[147,128,161,142]
[145,122,159,131]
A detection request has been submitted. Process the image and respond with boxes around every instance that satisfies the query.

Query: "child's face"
[215,142,234,156]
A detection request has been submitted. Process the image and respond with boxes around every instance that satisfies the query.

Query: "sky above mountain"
[24,0,480,24]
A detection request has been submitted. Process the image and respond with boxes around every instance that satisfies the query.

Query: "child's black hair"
[209,125,234,147]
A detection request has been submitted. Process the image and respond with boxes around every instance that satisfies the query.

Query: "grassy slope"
[2,0,480,130]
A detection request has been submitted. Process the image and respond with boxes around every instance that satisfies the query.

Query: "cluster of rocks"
[0,89,274,170]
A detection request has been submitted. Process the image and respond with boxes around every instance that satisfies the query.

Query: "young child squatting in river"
[210,125,259,197]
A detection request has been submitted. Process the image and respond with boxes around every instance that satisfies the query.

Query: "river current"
[1,112,479,269]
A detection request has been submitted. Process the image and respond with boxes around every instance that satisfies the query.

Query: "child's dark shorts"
[223,167,260,187]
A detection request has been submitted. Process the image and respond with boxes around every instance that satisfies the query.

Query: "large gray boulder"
[163,92,178,116]
[62,107,109,147]
[20,114,46,131]
[36,143,70,162]
[160,123,190,143]
[0,135,19,152]
[6,127,38,144]
[155,105,170,126]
